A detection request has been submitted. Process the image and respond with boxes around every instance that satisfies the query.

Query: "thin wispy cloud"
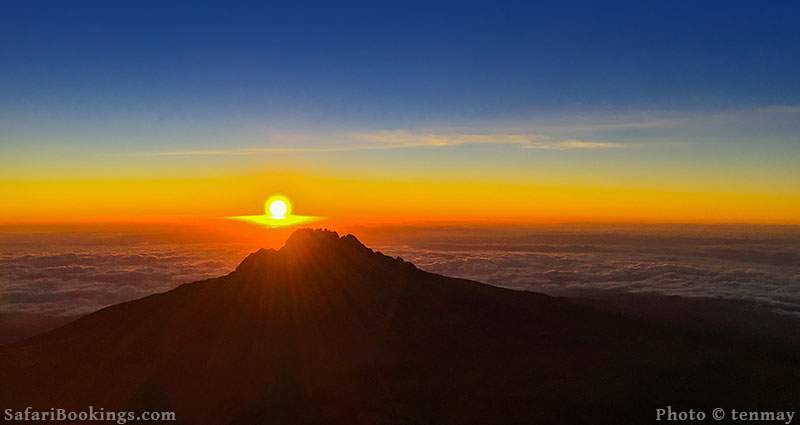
[136,131,625,157]
[519,105,800,140]
[523,140,625,150]
[114,104,800,158]
[535,118,680,134]
[350,131,624,149]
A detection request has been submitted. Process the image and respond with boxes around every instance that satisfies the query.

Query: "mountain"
[1,229,798,424]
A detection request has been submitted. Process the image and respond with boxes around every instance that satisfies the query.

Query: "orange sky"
[2,166,798,226]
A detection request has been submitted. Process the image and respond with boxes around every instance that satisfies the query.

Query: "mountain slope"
[1,229,798,424]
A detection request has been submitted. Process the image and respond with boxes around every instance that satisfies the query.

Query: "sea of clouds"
[0,228,252,316]
[1,226,798,318]
[375,227,800,318]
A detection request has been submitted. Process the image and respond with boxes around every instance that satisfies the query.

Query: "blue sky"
[3,1,799,133]
[0,1,799,212]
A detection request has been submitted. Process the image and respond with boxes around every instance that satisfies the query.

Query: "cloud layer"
[376,228,800,318]
[1,226,798,319]
[0,244,250,316]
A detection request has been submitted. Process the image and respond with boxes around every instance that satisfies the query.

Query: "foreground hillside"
[1,229,797,424]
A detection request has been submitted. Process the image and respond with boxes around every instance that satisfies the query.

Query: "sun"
[228,194,319,228]
[269,200,288,218]
[266,196,291,219]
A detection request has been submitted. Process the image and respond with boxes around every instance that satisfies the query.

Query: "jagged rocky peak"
[235,229,377,273]
[281,228,369,252]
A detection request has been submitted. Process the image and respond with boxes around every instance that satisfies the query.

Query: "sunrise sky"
[2,2,799,225]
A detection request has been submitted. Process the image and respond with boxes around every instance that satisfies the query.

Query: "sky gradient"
[2,1,799,224]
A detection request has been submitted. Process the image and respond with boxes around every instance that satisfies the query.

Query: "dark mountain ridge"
[1,229,797,424]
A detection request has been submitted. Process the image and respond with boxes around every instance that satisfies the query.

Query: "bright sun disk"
[229,194,318,228]
[269,199,288,219]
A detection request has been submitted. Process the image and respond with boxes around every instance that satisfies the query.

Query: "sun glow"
[228,194,320,228]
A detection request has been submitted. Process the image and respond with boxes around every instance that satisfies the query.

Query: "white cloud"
[141,130,626,156]
[377,232,800,317]
[126,104,800,157]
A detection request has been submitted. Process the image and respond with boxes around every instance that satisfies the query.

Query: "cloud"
[147,146,365,156]
[531,117,680,134]
[3,227,798,320]
[134,130,626,156]
[352,131,625,150]
[377,231,800,317]
[0,247,247,316]
[521,139,625,150]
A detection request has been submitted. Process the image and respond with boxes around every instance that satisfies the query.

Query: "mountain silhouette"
[1,229,797,424]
